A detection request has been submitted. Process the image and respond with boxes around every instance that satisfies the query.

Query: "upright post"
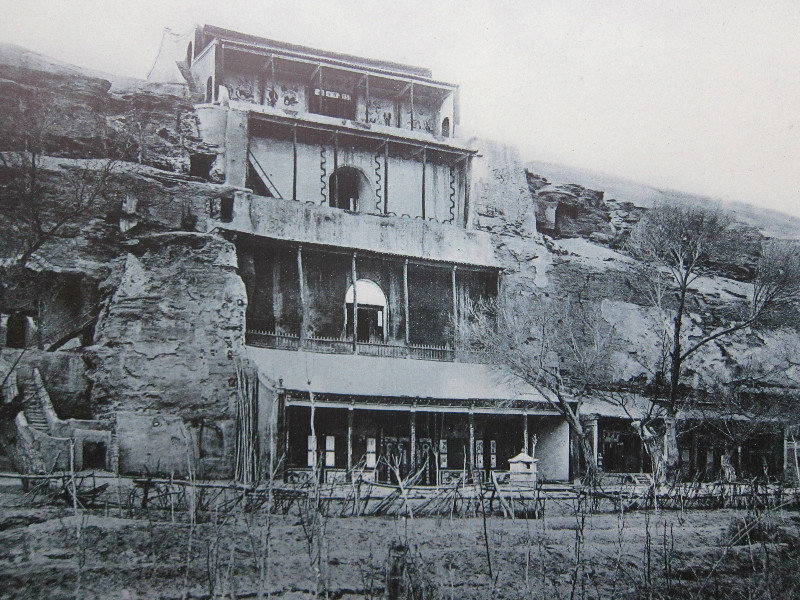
[364,74,370,123]
[586,416,599,469]
[292,125,298,201]
[421,147,427,219]
[468,409,475,473]
[463,156,472,228]
[410,408,417,472]
[333,132,339,207]
[451,265,458,359]
[523,412,529,454]
[383,141,389,214]
[409,83,415,130]
[347,406,354,473]
[403,259,410,347]
[282,394,290,474]
[351,252,358,353]
[297,246,307,344]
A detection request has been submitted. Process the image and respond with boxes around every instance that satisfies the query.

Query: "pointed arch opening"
[345,279,387,342]
[441,117,450,138]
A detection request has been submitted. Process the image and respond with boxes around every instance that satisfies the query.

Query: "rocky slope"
[1,42,799,424]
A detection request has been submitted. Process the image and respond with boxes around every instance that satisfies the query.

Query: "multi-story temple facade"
[171,25,571,484]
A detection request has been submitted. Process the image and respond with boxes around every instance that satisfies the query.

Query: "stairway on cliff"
[22,394,49,433]
[14,372,52,434]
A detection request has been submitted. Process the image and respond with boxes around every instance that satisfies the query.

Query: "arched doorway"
[441,117,450,138]
[345,279,387,342]
[329,166,370,212]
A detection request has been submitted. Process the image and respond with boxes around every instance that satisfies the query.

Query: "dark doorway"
[6,313,28,348]
[309,87,355,120]
[329,166,367,211]
[189,153,215,180]
[441,117,450,137]
[346,304,384,342]
[82,441,106,470]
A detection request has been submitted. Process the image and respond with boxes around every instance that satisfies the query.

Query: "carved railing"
[407,343,454,362]
[246,329,492,364]
[245,329,300,350]
[304,335,352,354]
[357,341,407,358]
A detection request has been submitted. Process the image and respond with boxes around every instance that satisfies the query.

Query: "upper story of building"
[150,25,497,270]
[186,25,462,142]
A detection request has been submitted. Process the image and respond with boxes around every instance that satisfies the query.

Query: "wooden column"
[333,132,339,207]
[351,252,358,353]
[463,155,472,228]
[410,408,417,471]
[586,416,599,468]
[282,394,290,473]
[451,266,458,360]
[364,74,370,123]
[347,406,354,473]
[270,56,276,101]
[271,260,281,327]
[421,147,427,219]
[292,125,298,201]
[403,259,410,346]
[410,83,415,130]
[383,141,389,214]
[468,409,475,473]
[297,246,307,344]
[523,412,529,454]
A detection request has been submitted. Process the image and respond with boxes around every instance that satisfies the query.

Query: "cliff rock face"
[88,233,247,476]
[0,43,217,177]
[475,141,800,395]
[90,233,246,415]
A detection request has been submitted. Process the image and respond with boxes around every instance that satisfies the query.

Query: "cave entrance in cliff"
[329,166,369,212]
[6,313,29,348]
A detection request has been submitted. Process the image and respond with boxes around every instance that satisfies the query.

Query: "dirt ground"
[1,480,799,600]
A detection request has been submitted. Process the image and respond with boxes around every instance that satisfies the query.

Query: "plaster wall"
[248,135,463,222]
[532,416,571,481]
[217,192,499,268]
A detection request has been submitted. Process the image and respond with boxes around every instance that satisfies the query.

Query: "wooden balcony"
[244,329,488,363]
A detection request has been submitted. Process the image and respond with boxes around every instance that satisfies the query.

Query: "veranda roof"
[246,346,551,407]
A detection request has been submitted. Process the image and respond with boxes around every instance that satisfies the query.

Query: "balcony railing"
[245,329,489,363]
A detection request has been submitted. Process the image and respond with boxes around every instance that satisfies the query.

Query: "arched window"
[345,279,387,342]
[185,42,193,66]
[441,117,450,138]
[329,166,370,212]
[206,77,214,103]
[6,313,28,349]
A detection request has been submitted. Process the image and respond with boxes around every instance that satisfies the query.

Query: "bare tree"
[626,202,800,479]
[461,278,617,485]
[0,95,120,268]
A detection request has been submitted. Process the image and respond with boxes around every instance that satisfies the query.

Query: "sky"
[2,0,800,217]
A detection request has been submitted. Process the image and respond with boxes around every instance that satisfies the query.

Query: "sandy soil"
[1,482,799,600]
